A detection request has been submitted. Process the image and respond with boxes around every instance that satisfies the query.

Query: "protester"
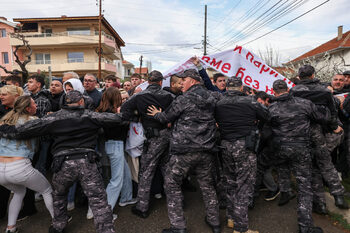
[122,81,132,92]
[48,78,64,112]
[83,73,102,108]
[128,74,142,96]
[0,95,54,233]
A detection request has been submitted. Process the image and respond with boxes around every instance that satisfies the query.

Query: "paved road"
[0,189,347,233]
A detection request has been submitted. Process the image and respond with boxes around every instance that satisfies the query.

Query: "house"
[122,60,135,80]
[9,15,125,80]
[0,17,16,78]
[134,67,149,78]
[285,26,350,80]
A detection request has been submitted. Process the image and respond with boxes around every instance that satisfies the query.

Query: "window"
[35,53,51,64]
[67,27,90,35]
[43,28,52,37]
[68,52,84,63]
[2,52,9,64]
[0,29,6,37]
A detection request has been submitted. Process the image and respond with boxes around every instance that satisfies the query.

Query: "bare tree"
[0,32,32,83]
[284,51,347,83]
[258,45,281,67]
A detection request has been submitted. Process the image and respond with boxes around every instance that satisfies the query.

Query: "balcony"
[12,58,117,73]
[9,31,119,58]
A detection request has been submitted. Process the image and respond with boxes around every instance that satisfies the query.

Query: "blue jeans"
[105,140,133,209]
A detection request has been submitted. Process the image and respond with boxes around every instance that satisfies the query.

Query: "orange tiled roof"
[290,30,350,63]
[134,67,149,74]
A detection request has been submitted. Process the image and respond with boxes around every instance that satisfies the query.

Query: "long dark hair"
[96,87,122,113]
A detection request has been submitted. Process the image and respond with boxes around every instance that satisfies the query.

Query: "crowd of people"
[0,62,349,233]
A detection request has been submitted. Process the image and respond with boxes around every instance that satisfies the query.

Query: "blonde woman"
[0,95,54,233]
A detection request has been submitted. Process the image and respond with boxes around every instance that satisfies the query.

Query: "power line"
[242,0,330,46]
[208,0,242,33]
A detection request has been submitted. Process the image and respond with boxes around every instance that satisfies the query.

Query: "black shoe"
[334,195,349,209]
[278,191,296,206]
[17,208,38,221]
[299,225,323,233]
[205,217,221,233]
[49,226,64,233]
[264,189,280,201]
[312,202,327,215]
[131,206,149,218]
[162,228,187,233]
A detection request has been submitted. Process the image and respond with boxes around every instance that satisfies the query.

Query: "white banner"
[137,46,294,94]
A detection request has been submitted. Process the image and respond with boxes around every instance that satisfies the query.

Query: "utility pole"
[139,55,143,76]
[204,4,207,55]
[98,0,102,81]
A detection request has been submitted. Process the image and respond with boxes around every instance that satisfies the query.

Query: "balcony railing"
[14,58,115,66]
[10,31,116,42]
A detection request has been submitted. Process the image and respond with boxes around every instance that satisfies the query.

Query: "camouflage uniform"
[0,91,124,233]
[121,81,174,213]
[52,158,114,233]
[268,92,330,227]
[215,88,268,232]
[153,83,220,229]
[291,79,345,205]
[136,128,171,212]
[221,139,256,231]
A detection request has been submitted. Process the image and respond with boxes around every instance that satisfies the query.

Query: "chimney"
[338,25,343,41]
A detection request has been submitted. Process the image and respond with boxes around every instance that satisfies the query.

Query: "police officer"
[121,70,174,218]
[215,77,268,233]
[291,65,348,214]
[269,79,328,233]
[0,90,123,233]
[148,69,221,233]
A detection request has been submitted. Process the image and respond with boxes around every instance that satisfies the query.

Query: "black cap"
[298,65,315,79]
[176,69,201,82]
[148,70,164,82]
[343,70,350,76]
[65,90,83,104]
[226,76,242,87]
[273,79,288,91]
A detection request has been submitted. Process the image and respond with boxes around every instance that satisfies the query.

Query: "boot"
[299,225,323,233]
[131,206,149,218]
[48,226,64,233]
[204,217,221,233]
[162,228,187,233]
[334,195,349,209]
[278,191,296,206]
[312,202,327,215]
[233,230,259,233]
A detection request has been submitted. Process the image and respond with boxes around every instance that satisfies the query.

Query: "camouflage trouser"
[221,139,256,232]
[52,158,115,233]
[136,128,170,212]
[164,151,220,229]
[274,146,314,227]
[278,164,293,193]
[310,124,345,204]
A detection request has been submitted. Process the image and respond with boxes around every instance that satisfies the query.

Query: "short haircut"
[84,73,97,81]
[105,75,117,82]
[243,86,251,94]
[131,73,141,80]
[255,91,269,101]
[170,75,181,85]
[298,65,315,80]
[5,75,22,86]
[28,74,45,89]
[213,73,225,82]
[63,71,79,79]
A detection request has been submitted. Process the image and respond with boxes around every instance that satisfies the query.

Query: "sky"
[2,0,350,73]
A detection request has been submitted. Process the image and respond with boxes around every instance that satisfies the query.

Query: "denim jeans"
[105,140,133,209]
[0,159,54,226]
